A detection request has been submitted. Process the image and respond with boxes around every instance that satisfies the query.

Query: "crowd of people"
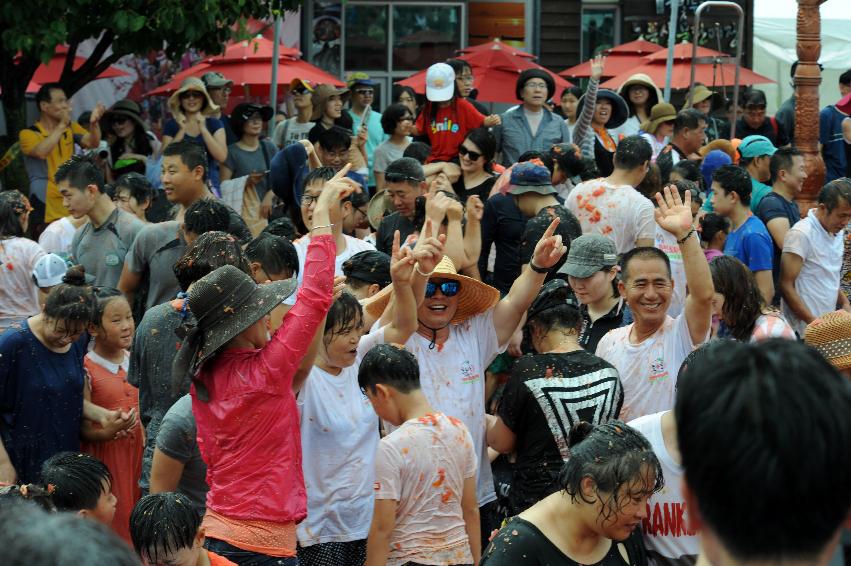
[0,50,850,566]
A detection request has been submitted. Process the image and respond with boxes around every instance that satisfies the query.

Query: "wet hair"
[670,160,702,189]
[54,155,105,194]
[183,198,230,237]
[620,247,671,281]
[709,256,764,341]
[673,108,706,135]
[0,191,30,238]
[90,287,129,330]
[35,83,63,109]
[381,103,411,136]
[675,339,851,561]
[173,231,251,292]
[518,150,554,174]
[769,147,802,184]
[43,265,95,333]
[613,135,652,171]
[677,341,714,379]
[0,504,140,566]
[358,343,420,394]
[527,299,582,338]
[129,492,201,562]
[558,421,663,525]
[550,144,586,179]
[162,140,207,181]
[461,127,497,172]
[818,177,851,212]
[699,213,730,245]
[712,164,752,206]
[263,216,297,241]
[0,483,57,512]
[579,157,601,181]
[315,125,352,153]
[40,452,111,512]
[113,172,153,207]
[245,233,299,278]
[302,166,336,194]
[324,292,364,346]
[635,162,662,201]
[342,250,391,290]
[403,142,432,164]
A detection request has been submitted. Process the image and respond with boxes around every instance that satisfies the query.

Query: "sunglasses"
[458,145,482,161]
[111,116,130,125]
[385,172,424,184]
[425,280,460,298]
[180,91,204,99]
[354,89,374,96]
[292,87,310,95]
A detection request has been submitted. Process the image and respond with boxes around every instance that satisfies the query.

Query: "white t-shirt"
[0,237,46,329]
[402,309,506,506]
[641,132,669,161]
[628,412,700,566]
[297,328,384,546]
[286,234,376,305]
[596,313,704,422]
[272,117,315,148]
[654,225,686,319]
[375,412,477,566]
[38,216,77,256]
[565,179,656,254]
[524,108,544,136]
[781,210,844,335]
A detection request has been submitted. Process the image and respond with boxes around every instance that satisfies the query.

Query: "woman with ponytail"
[481,421,662,566]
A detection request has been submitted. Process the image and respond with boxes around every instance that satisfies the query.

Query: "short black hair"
[316,125,352,152]
[559,421,664,525]
[549,144,586,178]
[0,191,30,238]
[518,150,554,174]
[342,250,391,289]
[620,246,671,281]
[840,69,851,86]
[114,172,153,205]
[381,103,410,136]
[392,84,417,105]
[673,108,706,135]
[183,198,231,236]
[324,292,364,345]
[302,166,336,194]
[35,83,63,108]
[769,147,803,183]
[818,177,851,212]
[358,343,421,394]
[742,89,767,106]
[130,492,201,563]
[55,155,105,194]
[41,452,111,512]
[613,136,652,171]
[676,339,851,561]
[173,231,251,292]
[385,157,425,187]
[671,159,702,188]
[162,140,207,181]
[699,212,730,245]
[403,142,431,164]
[561,86,583,99]
[263,216,297,241]
[712,164,752,206]
[245,233,299,278]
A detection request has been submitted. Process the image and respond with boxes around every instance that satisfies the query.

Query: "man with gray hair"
[376,157,428,254]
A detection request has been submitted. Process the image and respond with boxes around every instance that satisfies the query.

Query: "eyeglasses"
[458,145,482,161]
[180,91,204,99]
[321,149,349,161]
[300,193,319,207]
[385,172,424,184]
[354,89,374,96]
[525,81,549,89]
[425,280,460,298]
[292,87,310,96]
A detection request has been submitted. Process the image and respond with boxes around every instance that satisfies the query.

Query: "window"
[392,5,463,71]
[344,4,388,71]
[581,6,619,61]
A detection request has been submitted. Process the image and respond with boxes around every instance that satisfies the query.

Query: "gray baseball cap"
[559,234,618,278]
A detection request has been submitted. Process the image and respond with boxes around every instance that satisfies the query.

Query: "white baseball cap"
[426,63,456,102]
[32,253,68,288]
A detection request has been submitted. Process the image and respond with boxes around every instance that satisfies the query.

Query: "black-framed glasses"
[385,172,424,184]
[425,280,460,298]
[300,193,319,207]
[354,89,374,96]
[458,145,482,161]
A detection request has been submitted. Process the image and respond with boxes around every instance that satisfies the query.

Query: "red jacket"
[191,234,335,523]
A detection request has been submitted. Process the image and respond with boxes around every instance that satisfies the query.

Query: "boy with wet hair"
[40,451,116,526]
[359,343,481,566]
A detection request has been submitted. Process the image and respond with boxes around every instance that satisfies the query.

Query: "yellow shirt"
[19,121,89,223]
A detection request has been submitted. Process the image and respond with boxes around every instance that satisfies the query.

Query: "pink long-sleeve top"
[191,234,335,525]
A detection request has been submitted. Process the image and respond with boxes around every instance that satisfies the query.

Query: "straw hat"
[172,265,297,394]
[804,310,851,371]
[698,138,737,160]
[640,102,678,135]
[364,255,500,325]
[168,77,220,117]
[617,73,663,109]
[310,84,350,121]
[682,84,722,111]
[367,189,396,230]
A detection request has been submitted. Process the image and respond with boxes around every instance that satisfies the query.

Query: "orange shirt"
[202,509,297,558]
[207,550,238,565]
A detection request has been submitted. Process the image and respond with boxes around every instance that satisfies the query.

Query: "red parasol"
[457,38,536,59]
[558,39,664,79]
[203,36,300,63]
[27,46,130,92]
[643,43,728,62]
[600,61,773,90]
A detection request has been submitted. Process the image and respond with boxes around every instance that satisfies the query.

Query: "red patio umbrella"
[397,48,571,104]
[600,61,772,90]
[457,38,536,59]
[203,36,300,63]
[642,43,727,63]
[27,46,129,92]
[558,39,664,79]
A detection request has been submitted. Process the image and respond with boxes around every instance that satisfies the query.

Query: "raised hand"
[413,218,446,275]
[465,195,484,223]
[590,54,607,81]
[315,163,361,226]
[531,217,567,270]
[299,139,316,156]
[390,231,417,288]
[654,184,694,240]
[425,190,452,224]
[90,102,106,125]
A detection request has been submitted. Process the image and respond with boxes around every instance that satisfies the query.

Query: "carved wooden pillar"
[794,0,827,211]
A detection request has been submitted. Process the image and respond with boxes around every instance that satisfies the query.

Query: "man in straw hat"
[171,166,359,563]
[366,212,569,550]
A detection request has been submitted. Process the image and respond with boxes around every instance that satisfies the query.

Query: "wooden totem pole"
[794,0,827,211]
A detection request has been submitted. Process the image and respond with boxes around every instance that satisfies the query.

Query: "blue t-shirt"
[0,322,87,482]
[163,117,224,191]
[723,215,773,273]
[819,105,847,183]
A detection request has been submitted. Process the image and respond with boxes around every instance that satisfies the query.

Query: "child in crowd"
[81,288,142,544]
[359,344,481,566]
[130,492,236,566]
[40,451,117,526]
[699,212,730,263]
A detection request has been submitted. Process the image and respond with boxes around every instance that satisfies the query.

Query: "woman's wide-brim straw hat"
[168,77,220,117]
[804,310,851,371]
[364,255,500,325]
